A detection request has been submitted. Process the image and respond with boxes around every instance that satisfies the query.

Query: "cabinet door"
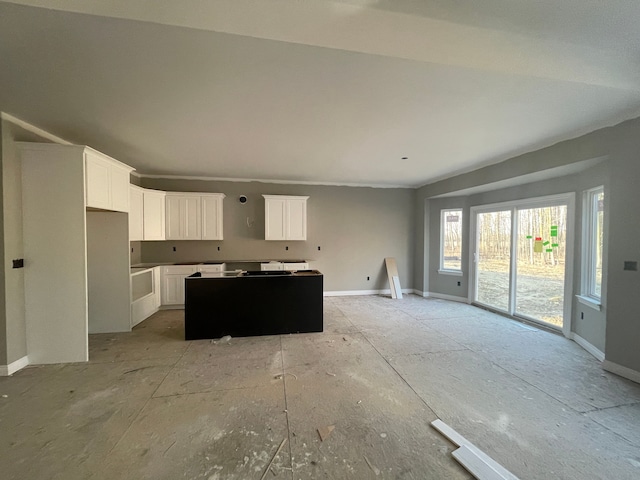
[265,197,287,240]
[110,166,130,212]
[143,190,166,240]
[162,275,185,305]
[85,152,111,210]
[201,195,224,240]
[183,196,201,239]
[129,186,144,241]
[165,196,183,239]
[287,197,307,240]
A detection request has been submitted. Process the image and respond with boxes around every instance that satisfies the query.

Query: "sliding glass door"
[471,195,573,332]
[476,211,512,312]
[515,206,567,327]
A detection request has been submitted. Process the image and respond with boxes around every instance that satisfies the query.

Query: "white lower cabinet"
[283,262,309,271]
[261,262,309,271]
[197,264,226,274]
[261,262,285,271]
[131,267,161,327]
[161,265,197,305]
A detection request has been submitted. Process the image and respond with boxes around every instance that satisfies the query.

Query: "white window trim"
[581,186,604,304]
[440,209,463,273]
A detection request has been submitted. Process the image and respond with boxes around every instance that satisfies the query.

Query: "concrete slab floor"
[1,295,639,479]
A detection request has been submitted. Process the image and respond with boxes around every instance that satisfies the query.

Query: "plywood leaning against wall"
[385,257,403,299]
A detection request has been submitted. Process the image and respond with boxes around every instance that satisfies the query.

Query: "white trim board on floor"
[602,360,640,384]
[0,356,29,376]
[570,333,605,362]
[423,292,471,303]
[323,288,413,297]
[431,419,519,480]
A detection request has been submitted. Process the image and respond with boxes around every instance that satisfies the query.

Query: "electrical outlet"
[285,246,289,250]
[457,281,461,286]
[318,246,321,251]
[217,246,220,251]
[172,246,176,252]
[581,312,584,319]
[12,259,24,269]
[367,276,370,281]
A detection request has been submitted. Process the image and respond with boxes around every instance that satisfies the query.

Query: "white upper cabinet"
[143,189,166,241]
[129,185,144,241]
[263,195,308,241]
[165,193,224,240]
[84,149,133,212]
[201,194,225,240]
[129,186,166,241]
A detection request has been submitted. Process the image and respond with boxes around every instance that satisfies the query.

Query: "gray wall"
[415,116,640,372]
[140,178,416,292]
[0,120,5,364]
[0,119,52,366]
[87,211,132,333]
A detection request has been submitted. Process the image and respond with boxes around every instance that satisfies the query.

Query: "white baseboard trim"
[323,288,413,297]
[570,333,605,362]
[602,360,640,384]
[424,292,471,304]
[0,355,29,376]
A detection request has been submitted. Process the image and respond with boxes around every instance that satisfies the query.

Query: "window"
[582,186,604,303]
[440,209,463,273]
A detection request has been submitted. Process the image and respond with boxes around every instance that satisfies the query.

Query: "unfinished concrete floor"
[1,295,640,479]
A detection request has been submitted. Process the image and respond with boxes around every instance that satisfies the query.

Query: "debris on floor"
[326,372,336,377]
[260,438,287,480]
[274,373,297,380]
[364,455,380,476]
[317,425,335,442]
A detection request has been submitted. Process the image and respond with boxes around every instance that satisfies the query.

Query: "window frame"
[439,208,463,275]
[579,186,604,309]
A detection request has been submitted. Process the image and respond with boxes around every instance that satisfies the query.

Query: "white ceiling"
[1,0,640,188]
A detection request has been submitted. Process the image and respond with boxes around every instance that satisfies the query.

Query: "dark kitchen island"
[184,270,323,340]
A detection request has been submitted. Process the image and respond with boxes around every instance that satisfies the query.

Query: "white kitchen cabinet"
[263,195,308,241]
[261,261,309,271]
[129,185,144,241]
[197,263,226,274]
[129,186,166,241]
[283,262,309,271]
[165,193,224,240]
[166,194,201,240]
[143,189,166,240]
[261,262,285,271]
[201,194,224,240]
[85,149,133,212]
[161,265,197,305]
[131,266,161,326]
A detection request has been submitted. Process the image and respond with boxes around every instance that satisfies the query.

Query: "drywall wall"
[21,144,88,364]
[416,116,640,375]
[0,120,6,365]
[140,178,415,292]
[130,241,142,265]
[605,120,640,372]
[0,118,54,367]
[87,211,131,333]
